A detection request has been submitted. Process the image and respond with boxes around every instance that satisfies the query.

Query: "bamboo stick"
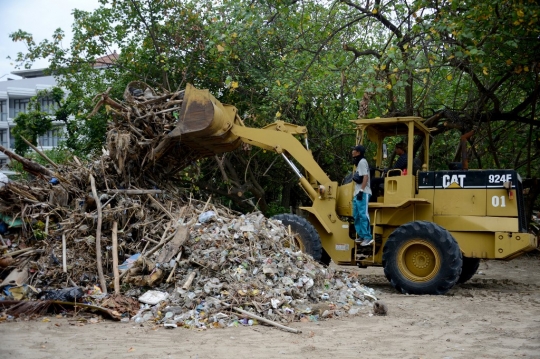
[112,221,120,295]
[146,193,174,220]
[166,250,182,283]
[20,135,59,169]
[143,237,160,245]
[144,221,172,256]
[200,195,212,213]
[108,189,162,194]
[233,307,301,334]
[136,106,181,119]
[1,247,34,257]
[14,249,45,257]
[182,271,197,290]
[144,232,175,256]
[89,174,107,295]
[62,234,67,273]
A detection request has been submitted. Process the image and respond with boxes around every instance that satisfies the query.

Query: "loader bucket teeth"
[152,83,242,164]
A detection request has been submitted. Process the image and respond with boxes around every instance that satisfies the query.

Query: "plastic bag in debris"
[198,211,216,223]
[40,287,85,302]
[138,290,169,305]
[118,253,141,272]
[8,285,38,300]
[49,177,60,185]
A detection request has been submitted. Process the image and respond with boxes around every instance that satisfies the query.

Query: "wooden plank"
[112,221,120,295]
[90,174,107,295]
[155,224,190,263]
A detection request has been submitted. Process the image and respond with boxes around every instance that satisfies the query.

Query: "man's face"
[396,148,404,155]
[352,150,360,157]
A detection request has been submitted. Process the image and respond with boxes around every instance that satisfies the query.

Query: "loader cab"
[350,117,431,206]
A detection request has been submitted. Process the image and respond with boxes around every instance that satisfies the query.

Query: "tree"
[11,88,58,155]
[9,0,540,215]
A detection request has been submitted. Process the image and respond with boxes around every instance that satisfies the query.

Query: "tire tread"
[382,221,462,295]
[272,214,329,265]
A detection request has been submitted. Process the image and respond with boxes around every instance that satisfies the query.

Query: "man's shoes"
[360,238,374,246]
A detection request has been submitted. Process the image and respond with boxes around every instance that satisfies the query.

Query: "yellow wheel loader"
[165,84,538,295]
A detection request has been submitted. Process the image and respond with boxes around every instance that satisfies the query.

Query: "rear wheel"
[382,221,462,295]
[272,214,330,265]
[457,257,481,284]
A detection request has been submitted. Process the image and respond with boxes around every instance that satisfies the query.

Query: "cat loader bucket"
[152,84,243,162]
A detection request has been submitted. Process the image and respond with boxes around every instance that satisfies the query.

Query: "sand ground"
[1,254,539,359]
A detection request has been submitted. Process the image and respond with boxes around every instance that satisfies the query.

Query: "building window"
[0,130,7,147]
[10,98,30,118]
[0,100,6,121]
[38,127,63,147]
[40,97,57,114]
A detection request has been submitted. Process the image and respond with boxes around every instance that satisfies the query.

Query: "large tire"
[382,221,462,295]
[457,257,481,284]
[272,214,330,266]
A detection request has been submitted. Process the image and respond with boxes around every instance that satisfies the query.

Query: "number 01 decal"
[491,195,506,208]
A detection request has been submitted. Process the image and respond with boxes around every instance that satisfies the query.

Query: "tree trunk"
[280,181,292,209]
[0,145,53,178]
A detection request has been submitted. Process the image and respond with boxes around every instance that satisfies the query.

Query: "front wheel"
[457,257,481,284]
[382,221,462,295]
[272,214,330,266]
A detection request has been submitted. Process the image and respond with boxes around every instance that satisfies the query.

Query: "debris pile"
[125,211,378,329]
[0,82,380,329]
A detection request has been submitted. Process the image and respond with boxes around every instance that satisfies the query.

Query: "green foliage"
[32,149,72,167]
[12,95,52,155]
[264,202,289,218]
[6,159,27,181]
[11,87,81,156]
[32,220,47,240]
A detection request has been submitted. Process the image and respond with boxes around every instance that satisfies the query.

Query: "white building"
[0,53,118,173]
[0,68,63,171]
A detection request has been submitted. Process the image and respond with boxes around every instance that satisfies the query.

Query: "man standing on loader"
[351,145,373,246]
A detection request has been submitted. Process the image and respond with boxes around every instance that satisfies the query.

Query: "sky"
[0,0,100,81]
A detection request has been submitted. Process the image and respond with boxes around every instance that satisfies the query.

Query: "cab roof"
[350,116,431,137]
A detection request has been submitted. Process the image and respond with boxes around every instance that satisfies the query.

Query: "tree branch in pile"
[20,136,59,170]
[90,174,108,295]
[0,145,53,178]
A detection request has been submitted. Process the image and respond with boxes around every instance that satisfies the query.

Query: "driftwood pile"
[0,82,380,330]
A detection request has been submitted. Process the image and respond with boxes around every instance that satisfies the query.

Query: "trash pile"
[0,82,382,330]
[125,211,380,330]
